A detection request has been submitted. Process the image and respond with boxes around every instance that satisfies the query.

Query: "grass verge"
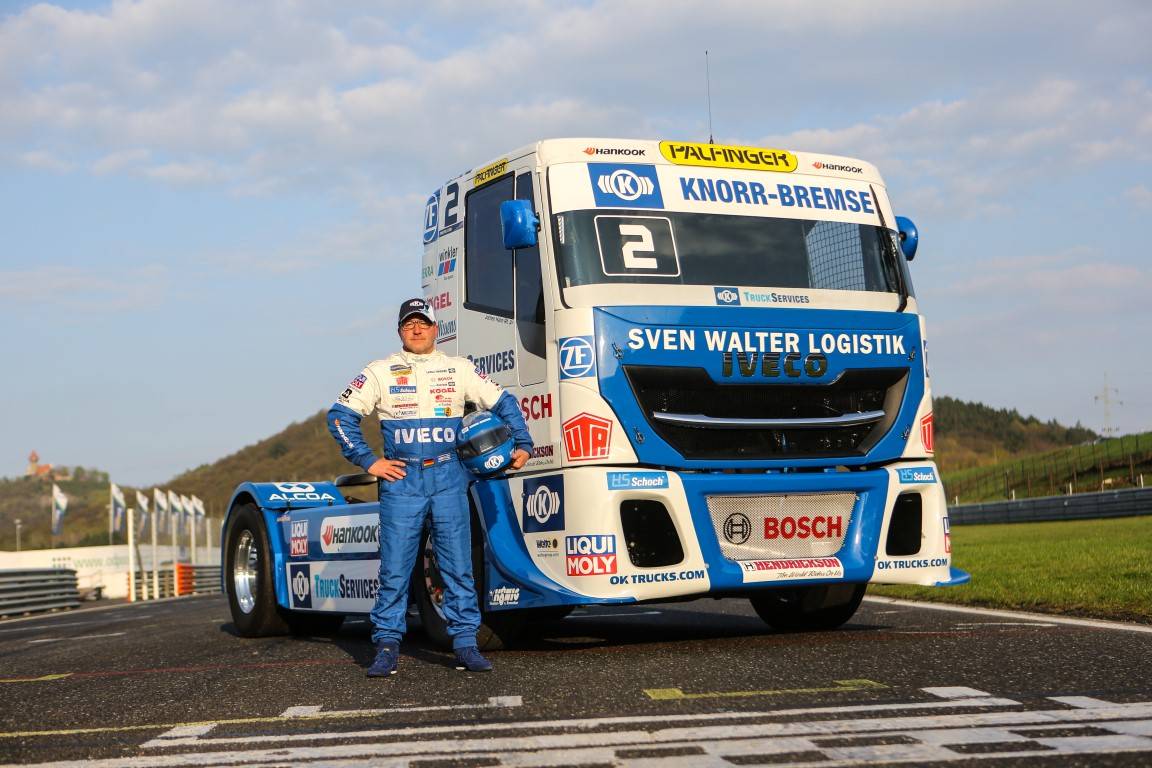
[868,515,1152,624]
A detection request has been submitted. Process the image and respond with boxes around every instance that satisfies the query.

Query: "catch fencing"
[949,487,1152,525]
[0,568,80,618]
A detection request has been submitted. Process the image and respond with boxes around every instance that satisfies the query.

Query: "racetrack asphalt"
[0,594,1150,766]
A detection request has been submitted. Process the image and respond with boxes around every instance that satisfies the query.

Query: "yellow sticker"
[659,141,797,173]
[473,158,509,186]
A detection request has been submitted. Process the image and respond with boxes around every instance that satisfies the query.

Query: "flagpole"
[127,505,136,602]
[108,483,113,546]
[151,503,160,599]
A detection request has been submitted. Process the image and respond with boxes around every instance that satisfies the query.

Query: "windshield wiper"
[870,184,908,313]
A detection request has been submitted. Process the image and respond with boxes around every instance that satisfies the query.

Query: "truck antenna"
[705,50,714,144]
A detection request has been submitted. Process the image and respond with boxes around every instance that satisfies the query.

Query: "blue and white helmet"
[456,410,515,477]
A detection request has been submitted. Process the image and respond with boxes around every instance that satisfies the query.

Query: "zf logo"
[588,163,664,209]
[558,336,596,379]
[288,564,312,608]
[423,191,439,244]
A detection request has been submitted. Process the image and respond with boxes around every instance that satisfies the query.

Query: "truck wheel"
[413,527,524,651]
[224,503,289,637]
[750,583,867,631]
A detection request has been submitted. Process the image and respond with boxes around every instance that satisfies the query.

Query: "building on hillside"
[25,451,71,481]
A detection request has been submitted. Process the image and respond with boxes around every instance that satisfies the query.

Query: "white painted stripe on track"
[864,595,1152,634]
[923,687,992,699]
[27,632,125,644]
[7,700,1152,768]
[143,697,1022,749]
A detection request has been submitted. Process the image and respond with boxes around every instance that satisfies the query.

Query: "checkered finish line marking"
[2,688,1150,767]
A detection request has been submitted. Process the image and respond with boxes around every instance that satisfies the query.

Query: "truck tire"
[224,503,289,637]
[750,583,867,631]
[414,526,524,651]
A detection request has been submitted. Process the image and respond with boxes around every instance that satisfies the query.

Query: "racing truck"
[222,138,969,647]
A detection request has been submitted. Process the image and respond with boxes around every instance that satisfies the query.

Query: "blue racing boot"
[454,646,493,672]
[366,643,399,677]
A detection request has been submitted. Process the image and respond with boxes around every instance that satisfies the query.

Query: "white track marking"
[1050,696,1120,708]
[923,687,992,699]
[139,697,522,748]
[1,690,1149,767]
[865,596,1152,634]
[144,695,1021,749]
[27,632,124,644]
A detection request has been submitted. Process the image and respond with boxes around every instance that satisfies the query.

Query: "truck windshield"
[552,209,912,295]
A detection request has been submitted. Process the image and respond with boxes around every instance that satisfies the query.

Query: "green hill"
[0,397,1101,550]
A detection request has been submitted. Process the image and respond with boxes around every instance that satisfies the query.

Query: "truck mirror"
[896,215,918,261]
[501,199,539,250]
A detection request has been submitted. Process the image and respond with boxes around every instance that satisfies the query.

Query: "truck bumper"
[473,460,959,611]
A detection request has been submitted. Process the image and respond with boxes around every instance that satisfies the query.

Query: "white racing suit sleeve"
[462,366,534,453]
[327,366,382,471]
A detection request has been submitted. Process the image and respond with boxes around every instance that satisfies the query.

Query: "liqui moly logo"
[565,534,617,576]
[562,413,613,461]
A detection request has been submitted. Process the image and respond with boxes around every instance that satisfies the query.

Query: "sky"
[1,0,1149,485]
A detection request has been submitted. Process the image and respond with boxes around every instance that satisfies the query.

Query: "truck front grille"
[623,365,907,460]
[707,492,857,561]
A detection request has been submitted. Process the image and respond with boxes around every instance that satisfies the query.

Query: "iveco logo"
[292,569,310,601]
[596,169,654,201]
[723,512,751,545]
[276,482,315,493]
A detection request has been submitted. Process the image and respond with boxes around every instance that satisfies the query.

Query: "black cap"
[398,297,436,327]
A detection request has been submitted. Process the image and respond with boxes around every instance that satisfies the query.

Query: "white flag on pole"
[136,490,151,536]
[111,483,126,533]
[153,488,169,532]
[192,495,206,518]
[168,490,183,523]
[180,495,194,520]
[51,484,68,535]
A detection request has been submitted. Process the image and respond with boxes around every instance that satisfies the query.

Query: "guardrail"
[0,568,81,618]
[950,487,1152,525]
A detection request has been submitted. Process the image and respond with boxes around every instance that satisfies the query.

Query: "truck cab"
[420,138,966,630]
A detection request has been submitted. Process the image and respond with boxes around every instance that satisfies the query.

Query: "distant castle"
[25,451,70,481]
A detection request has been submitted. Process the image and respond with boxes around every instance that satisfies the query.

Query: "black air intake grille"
[623,366,908,460]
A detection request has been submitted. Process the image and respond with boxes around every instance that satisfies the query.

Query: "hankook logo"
[584,147,647,156]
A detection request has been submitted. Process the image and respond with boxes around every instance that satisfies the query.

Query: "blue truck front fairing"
[594,306,924,468]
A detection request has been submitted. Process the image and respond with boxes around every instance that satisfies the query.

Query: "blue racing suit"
[326,349,532,649]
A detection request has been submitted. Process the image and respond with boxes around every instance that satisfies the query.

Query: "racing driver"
[327,297,532,676]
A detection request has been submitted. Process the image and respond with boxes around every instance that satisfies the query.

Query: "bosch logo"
[276,482,314,493]
[526,485,560,524]
[597,169,654,201]
[484,454,505,470]
[723,513,751,544]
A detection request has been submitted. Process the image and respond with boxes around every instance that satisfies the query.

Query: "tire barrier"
[950,487,1152,525]
[0,568,81,618]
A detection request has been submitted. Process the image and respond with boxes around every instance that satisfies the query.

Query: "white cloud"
[0,264,169,310]
[1124,184,1152,210]
[17,149,72,171]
